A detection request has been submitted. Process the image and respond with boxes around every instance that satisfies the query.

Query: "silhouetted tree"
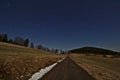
[8,39,13,43]
[37,44,52,52]
[51,48,55,53]
[0,34,2,41]
[37,44,43,49]
[14,36,24,46]
[0,34,8,42]
[30,42,34,48]
[3,34,8,42]
[24,38,29,47]
[59,49,66,54]
[55,49,59,53]
[46,48,50,52]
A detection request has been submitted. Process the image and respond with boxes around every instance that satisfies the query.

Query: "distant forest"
[1,33,119,56]
[69,47,120,56]
[0,34,65,54]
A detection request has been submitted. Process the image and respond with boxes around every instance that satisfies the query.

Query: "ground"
[1,42,120,80]
[0,42,64,80]
[40,57,95,80]
[70,54,120,80]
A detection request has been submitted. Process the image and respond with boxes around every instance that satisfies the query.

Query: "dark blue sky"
[0,0,120,51]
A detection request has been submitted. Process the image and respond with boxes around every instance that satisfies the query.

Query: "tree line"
[0,34,65,54]
[0,34,31,47]
[69,46,120,56]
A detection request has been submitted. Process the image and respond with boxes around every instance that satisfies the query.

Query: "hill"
[0,42,64,80]
[69,46,120,55]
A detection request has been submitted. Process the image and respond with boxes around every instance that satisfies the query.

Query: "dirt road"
[40,57,95,80]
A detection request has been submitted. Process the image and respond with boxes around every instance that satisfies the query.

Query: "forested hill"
[69,47,120,55]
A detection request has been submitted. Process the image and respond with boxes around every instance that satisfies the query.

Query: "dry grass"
[0,42,64,80]
[70,54,120,80]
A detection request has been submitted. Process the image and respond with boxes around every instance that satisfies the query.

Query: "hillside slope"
[69,46,119,55]
[0,42,64,80]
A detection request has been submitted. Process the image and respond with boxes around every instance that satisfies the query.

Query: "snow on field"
[29,58,65,80]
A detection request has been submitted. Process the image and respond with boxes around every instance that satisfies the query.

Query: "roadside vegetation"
[1,33,120,80]
[71,54,120,80]
[0,42,64,80]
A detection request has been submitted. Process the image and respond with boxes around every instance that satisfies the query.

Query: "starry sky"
[0,0,120,51]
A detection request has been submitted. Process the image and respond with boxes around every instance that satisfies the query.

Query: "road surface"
[40,57,95,80]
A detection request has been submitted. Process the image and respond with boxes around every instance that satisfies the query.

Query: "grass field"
[0,42,64,80]
[71,54,120,80]
[1,42,120,80]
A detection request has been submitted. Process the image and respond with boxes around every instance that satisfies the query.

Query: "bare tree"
[0,34,8,42]
[30,42,34,48]
[24,38,29,47]
[14,36,24,46]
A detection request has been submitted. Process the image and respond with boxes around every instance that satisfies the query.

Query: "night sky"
[0,0,120,51]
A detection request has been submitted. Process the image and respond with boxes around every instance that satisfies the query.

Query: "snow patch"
[58,58,65,63]
[29,58,65,80]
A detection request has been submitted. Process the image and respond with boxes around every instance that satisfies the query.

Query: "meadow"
[0,42,64,80]
[71,54,120,80]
